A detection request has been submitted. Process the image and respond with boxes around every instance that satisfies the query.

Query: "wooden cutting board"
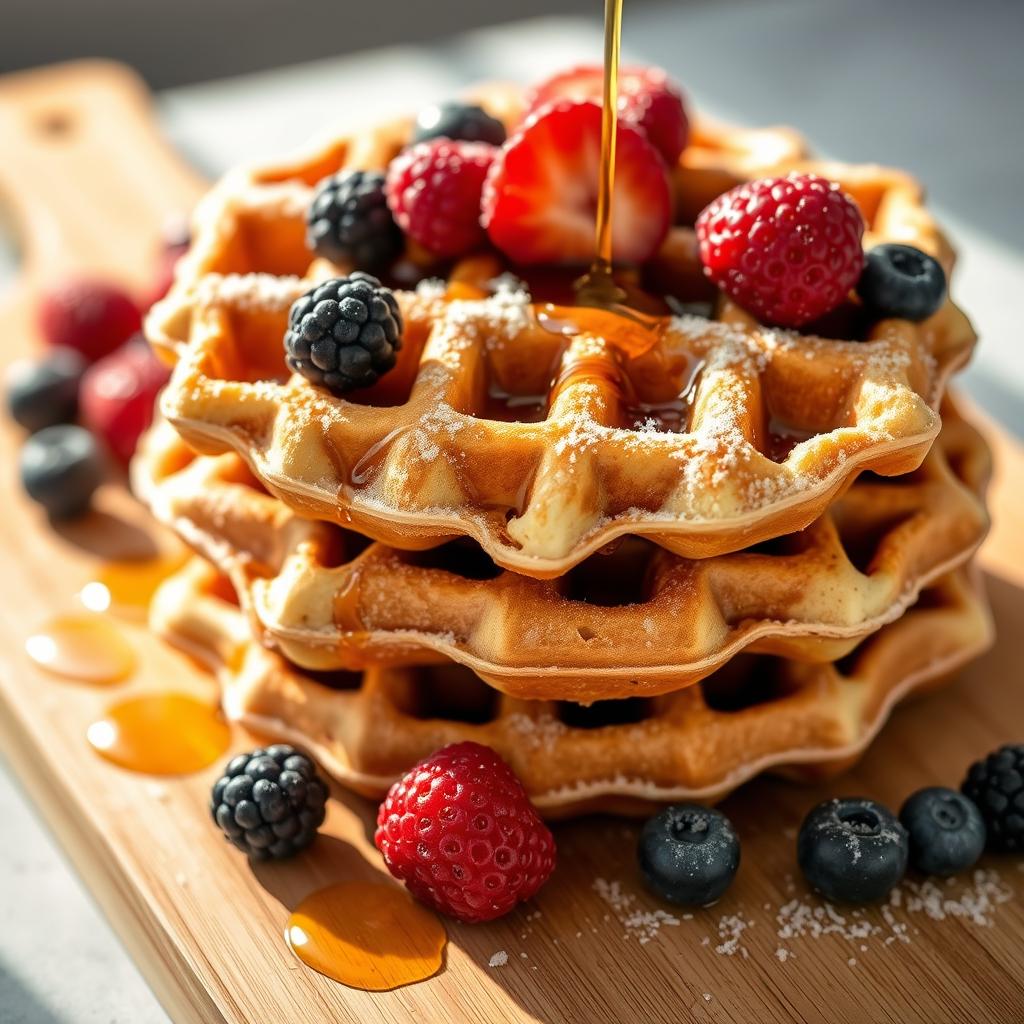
[1,61,1022,1024]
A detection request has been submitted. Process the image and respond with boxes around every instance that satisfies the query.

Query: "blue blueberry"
[410,101,506,147]
[857,243,947,322]
[798,797,907,903]
[5,347,86,433]
[899,786,986,877]
[19,424,105,519]
[638,804,740,906]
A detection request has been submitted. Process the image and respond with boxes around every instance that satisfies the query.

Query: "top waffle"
[148,87,977,577]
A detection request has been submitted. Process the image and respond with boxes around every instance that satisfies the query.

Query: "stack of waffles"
[137,86,993,817]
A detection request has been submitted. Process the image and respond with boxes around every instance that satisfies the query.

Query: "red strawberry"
[375,742,556,923]
[696,172,865,328]
[38,280,142,364]
[482,100,671,266]
[526,64,689,165]
[385,138,495,258]
[80,337,171,464]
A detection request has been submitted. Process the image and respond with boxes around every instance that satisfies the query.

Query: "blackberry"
[307,170,403,271]
[962,744,1024,852]
[857,243,947,322]
[411,101,507,147]
[797,797,908,903]
[211,744,328,860]
[284,273,402,394]
[899,787,986,876]
[638,804,740,906]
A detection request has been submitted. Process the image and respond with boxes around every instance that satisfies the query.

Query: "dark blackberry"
[284,272,402,394]
[307,170,403,271]
[211,744,328,860]
[962,744,1024,852]
[899,787,986,876]
[857,243,947,322]
[411,101,507,147]
[797,797,908,902]
[638,804,740,906]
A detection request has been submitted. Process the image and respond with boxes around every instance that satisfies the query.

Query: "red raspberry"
[385,139,495,258]
[375,742,556,923]
[80,337,171,464]
[696,172,865,328]
[38,279,142,363]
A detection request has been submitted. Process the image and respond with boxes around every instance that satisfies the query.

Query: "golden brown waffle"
[133,401,989,702]
[150,559,993,817]
[148,89,977,576]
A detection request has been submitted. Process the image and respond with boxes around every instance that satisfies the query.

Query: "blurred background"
[1,1,1022,1021]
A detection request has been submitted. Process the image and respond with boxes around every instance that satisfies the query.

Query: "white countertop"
[3,3,1022,1021]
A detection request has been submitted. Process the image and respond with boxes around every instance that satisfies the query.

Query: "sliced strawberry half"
[481,100,671,267]
[525,64,689,165]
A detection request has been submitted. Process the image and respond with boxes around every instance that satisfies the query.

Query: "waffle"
[133,401,989,701]
[151,558,992,817]
[147,90,977,577]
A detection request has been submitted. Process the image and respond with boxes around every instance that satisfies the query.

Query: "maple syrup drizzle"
[78,552,189,617]
[286,882,447,991]
[87,694,231,774]
[26,615,136,684]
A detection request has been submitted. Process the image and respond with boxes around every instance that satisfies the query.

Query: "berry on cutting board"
[898,786,986,877]
[19,424,105,519]
[375,742,556,923]
[962,744,1024,852]
[857,243,947,322]
[385,138,495,258]
[410,101,507,147]
[284,272,403,394]
[80,337,171,465]
[5,347,87,433]
[637,804,740,906]
[482,99,671,266]
[526,64,690,165]
[211,745,329,860]
[37,279,142,363]
[695,172,865,328]
[797,797,908,903]
[307,169,404,271]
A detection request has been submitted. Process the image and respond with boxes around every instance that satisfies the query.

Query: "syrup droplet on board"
[87,694,231,774]
[286,882,447,991]
[79,552,188,616]
[26,615,136,684]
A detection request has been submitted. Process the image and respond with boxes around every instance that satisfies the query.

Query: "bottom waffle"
[151,558,993,818]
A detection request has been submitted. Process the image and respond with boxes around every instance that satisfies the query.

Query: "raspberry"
[375,742,556,923]
[696,172,865,328]
[385,139,495,258]
[38,279,142,363]
[80,337,170,464]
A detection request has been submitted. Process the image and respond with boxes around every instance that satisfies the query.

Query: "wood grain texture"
[0,62,1023,1024]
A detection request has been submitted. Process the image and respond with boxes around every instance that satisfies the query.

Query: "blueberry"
[5,347,86,433]
[19,424,105,519]
[857,243,947,322]
[797,797,908,903]
[638,804,740,906]
[899,786,986,877]
[410,101,507,147]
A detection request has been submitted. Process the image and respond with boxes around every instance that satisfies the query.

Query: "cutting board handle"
[0,60,205,290]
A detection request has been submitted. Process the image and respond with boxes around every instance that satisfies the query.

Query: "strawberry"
[481,100,671,266]
[526,64,690,165]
